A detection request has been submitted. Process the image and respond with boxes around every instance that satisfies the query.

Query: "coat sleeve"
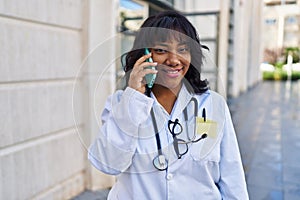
[218,102,249,199]
[88,87,154,175]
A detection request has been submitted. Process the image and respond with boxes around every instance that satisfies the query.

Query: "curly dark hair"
[122,10,209,94]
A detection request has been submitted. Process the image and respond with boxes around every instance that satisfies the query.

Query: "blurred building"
[0,0,264,199]
[262,0,300,61]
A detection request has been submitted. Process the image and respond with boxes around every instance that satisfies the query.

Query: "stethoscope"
[150,97,200,171]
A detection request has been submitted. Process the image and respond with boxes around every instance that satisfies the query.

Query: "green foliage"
[262,46,300,81]
[284,47,300,63]
[274,62,284,69]
[291,71,300,80]
[262,68,300,81]
[262,71,275,80]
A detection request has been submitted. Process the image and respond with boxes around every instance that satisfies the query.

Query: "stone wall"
[0,0,86,199]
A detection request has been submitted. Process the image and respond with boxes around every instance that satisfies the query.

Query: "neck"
[152,84,182,114]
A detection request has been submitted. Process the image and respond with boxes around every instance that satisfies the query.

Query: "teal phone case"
[144,48,156,88]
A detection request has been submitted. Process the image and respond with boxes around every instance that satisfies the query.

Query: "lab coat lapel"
[171,85,194,119]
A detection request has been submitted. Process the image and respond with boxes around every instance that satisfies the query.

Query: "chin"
[155,80,182,90]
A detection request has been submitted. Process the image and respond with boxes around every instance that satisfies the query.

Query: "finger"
[134,53,153,67]
[139,62,158,73]
[141,68,158,76]
[128,67,156,89]
[132,62,157,76]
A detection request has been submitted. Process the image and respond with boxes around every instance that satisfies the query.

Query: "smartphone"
[144,48,156,88]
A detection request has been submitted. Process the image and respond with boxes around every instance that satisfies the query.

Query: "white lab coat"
[88,85,249,200]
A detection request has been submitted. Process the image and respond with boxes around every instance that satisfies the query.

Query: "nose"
[166,52,180,67]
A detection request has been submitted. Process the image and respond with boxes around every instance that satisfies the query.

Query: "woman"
[88,11,249,199]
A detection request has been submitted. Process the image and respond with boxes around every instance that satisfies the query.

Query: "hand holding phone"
[144,48,156,88]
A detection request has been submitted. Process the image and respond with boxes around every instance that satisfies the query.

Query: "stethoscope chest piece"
[153,154,168,171]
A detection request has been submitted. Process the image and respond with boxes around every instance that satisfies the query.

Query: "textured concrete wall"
[0,0,86,199]
[230,0,263,97]
[82,0,117,191]
[248,0,264,86]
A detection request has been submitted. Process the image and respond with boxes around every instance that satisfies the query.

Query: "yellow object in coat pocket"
[196,117,218,139]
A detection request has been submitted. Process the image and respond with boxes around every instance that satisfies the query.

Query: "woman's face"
[151,39,191,90]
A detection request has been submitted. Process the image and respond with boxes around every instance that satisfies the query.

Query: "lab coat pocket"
[189,117,221,162]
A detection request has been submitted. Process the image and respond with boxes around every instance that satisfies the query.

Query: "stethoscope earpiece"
[153,154,168,171]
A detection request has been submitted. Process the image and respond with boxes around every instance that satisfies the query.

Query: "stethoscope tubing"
[149,94,199,170]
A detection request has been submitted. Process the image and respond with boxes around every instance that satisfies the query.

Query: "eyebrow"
[154,42,188,47]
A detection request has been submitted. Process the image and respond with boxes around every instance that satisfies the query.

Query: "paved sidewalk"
[229,81,300,200]
[74,81,300,200]
[72,189,110,200]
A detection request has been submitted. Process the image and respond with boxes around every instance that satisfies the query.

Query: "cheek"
[152,54,166,63]
[179,53,191,65]
[186,54,192,63]
[182,58,191,67]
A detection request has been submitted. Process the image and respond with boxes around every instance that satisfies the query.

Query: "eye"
[153,48,168,54]
[178,46,190,53]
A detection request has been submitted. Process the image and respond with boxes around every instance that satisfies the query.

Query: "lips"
[161,67,184,78]
[165,68,182,73]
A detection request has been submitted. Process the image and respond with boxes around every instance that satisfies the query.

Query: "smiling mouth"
[163,67,183,74]
[159,67,184,79]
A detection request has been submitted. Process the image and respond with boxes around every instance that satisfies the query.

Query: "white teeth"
[166,69,181,74]
[167,70,178,74]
